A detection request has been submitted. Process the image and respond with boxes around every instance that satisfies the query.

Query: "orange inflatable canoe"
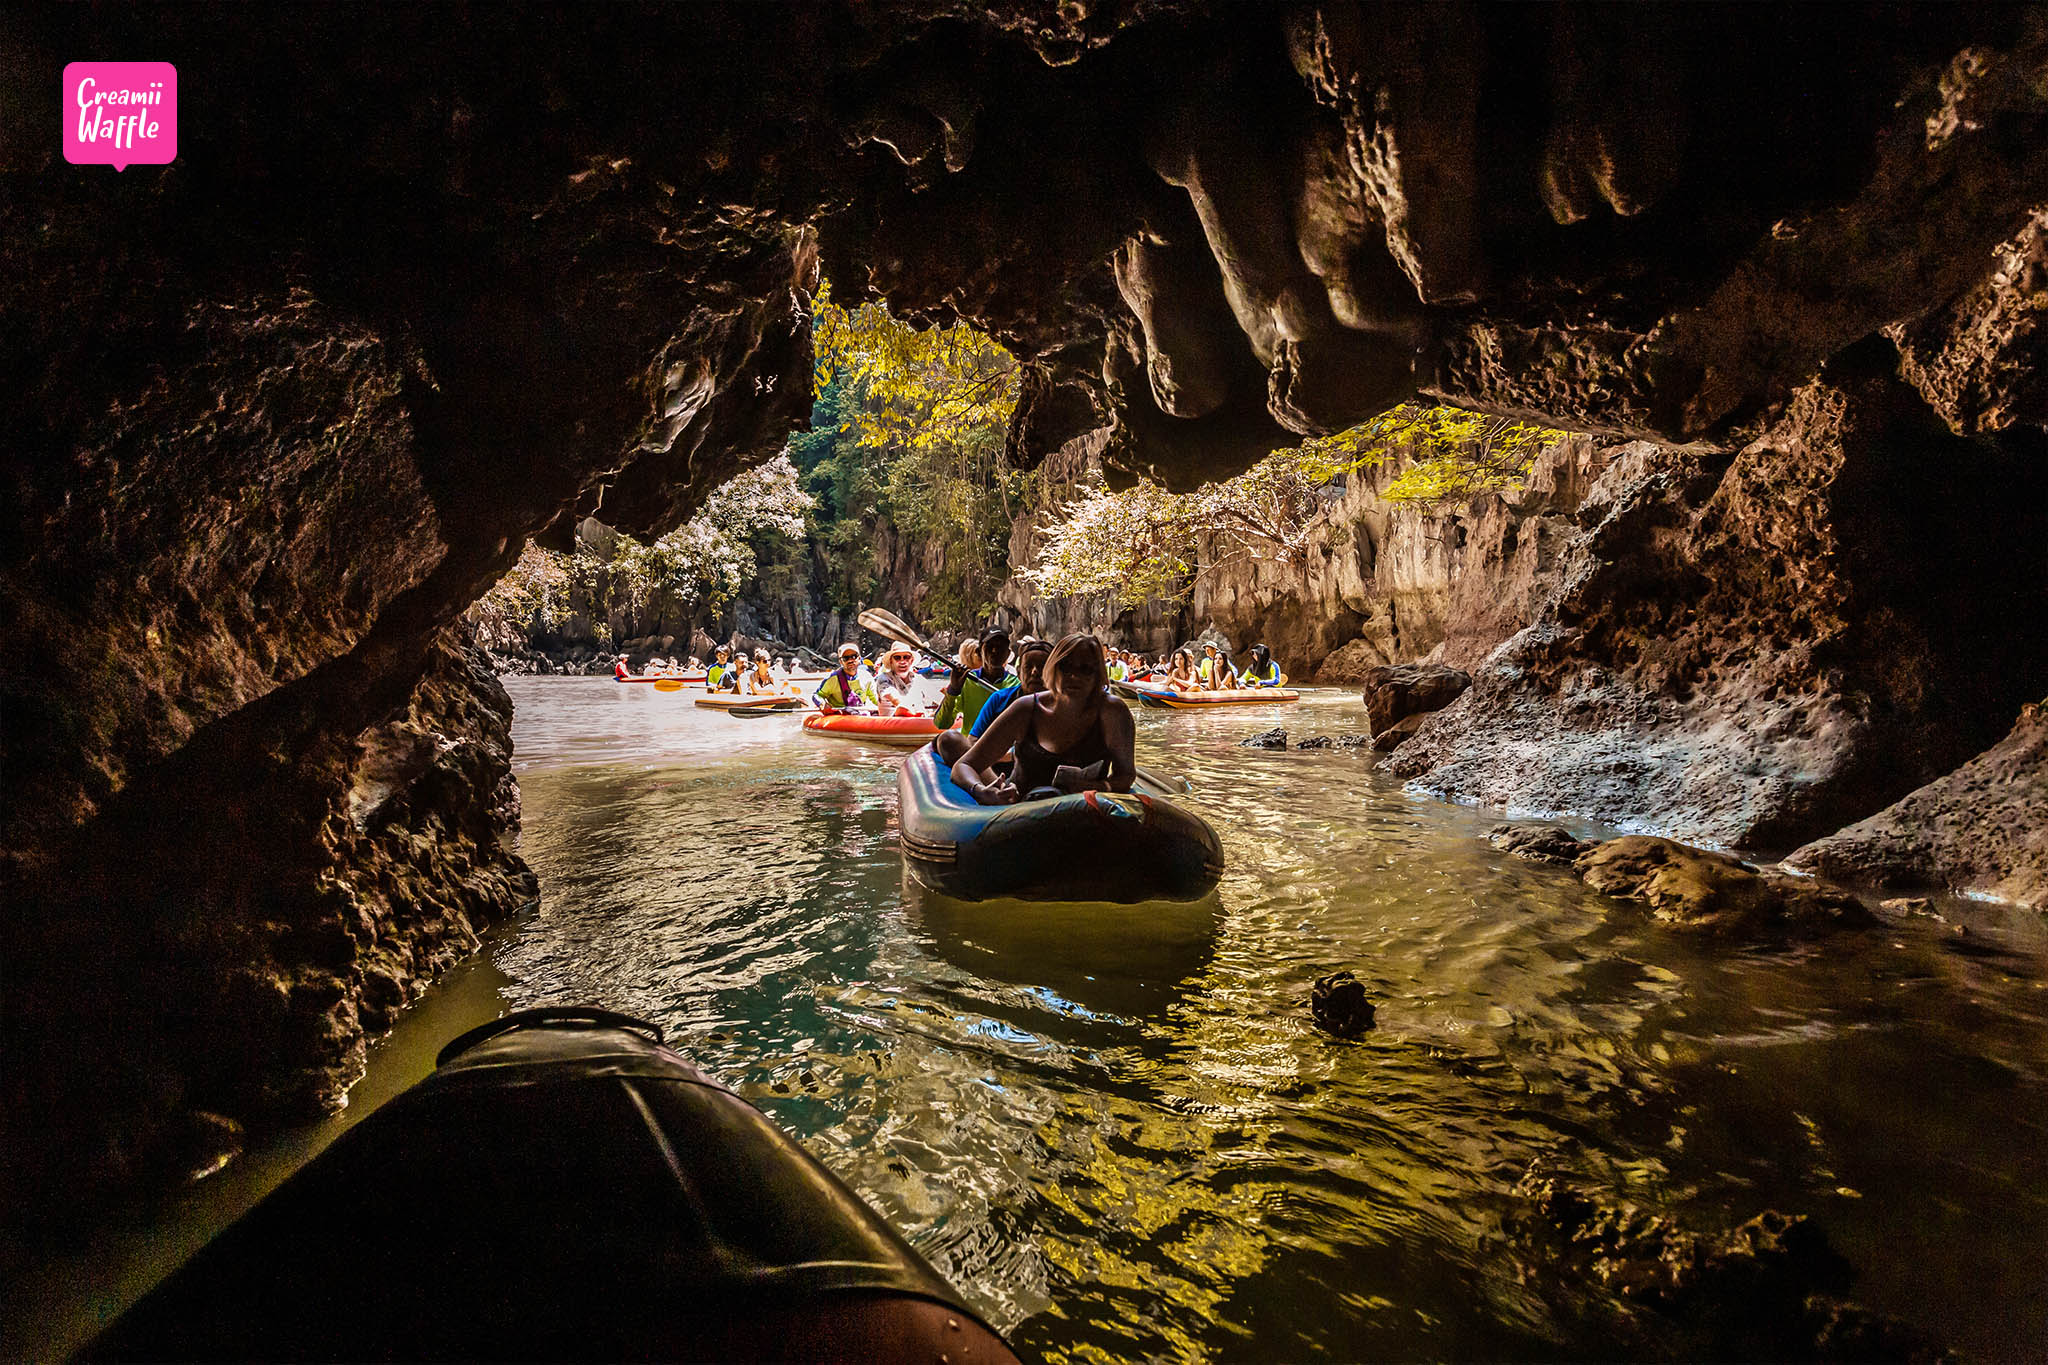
[801,713,953,747]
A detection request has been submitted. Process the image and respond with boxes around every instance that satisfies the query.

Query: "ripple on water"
[494,678,2048,1362]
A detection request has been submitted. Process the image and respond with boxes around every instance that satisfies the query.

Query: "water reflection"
[906,879,1222,1025]
[496,678,2048,1362]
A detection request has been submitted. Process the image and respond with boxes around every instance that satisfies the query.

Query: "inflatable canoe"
[695,692,806,711]
[87,1008,1016,1363]
[897,745,1224,903]
[1133,685,1300,708]
[802,712,950,747]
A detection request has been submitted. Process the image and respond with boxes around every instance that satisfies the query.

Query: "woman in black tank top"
[951,634,1137,805]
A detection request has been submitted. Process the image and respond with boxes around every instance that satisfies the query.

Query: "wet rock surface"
[1514,1176,1953,1362]
[1241,728,1289,750]
[1294,735,1334,750]
[1393,368,2048,851]
[1310,971,1376,1038]
[1488,823,1591,865]
[1369,711,1431,753]
[1574,837,1873,937]
[1788,702,2048,910]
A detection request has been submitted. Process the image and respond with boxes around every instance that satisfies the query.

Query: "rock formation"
[1573,837,1873,937]
[1361,663,1470,750]
[1788,702,2048,906]
[1392,360,2048,854]
[1000,429,1615,677]
[5,3,2047,1210]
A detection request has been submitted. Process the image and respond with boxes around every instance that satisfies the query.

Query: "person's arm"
[934,673,978,729]
[952,697,1035,804]
[811,675,840,712]
[1103,700,1137,792]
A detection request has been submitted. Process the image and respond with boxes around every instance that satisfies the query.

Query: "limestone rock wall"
[1390,360,2048,854]
[997,431,1610,680]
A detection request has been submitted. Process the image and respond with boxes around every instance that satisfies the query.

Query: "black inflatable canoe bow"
[86,1007,1016,1363]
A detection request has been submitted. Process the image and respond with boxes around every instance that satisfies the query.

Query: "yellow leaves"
[1027,404,1571,608]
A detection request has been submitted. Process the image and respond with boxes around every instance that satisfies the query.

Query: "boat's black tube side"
[85,1013,1017,1363]
[899,747,1224,904]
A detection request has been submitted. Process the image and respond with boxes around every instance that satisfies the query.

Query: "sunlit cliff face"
[2,2,2045,1212]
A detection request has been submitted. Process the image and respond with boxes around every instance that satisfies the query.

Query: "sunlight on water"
[498,678,2048,1361]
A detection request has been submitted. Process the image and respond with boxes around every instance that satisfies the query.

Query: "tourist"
[1199,642,1236,691]
[935,628,1018,762]
[952,634,1135,805]
[740,648,781,695]
[968,636,1051,737]
[1106,648,1129,682]
[614,652,631,681]
[1239,643,1285,687]
[1166,647,1198,691]
[874,644,921,714]
[813,644,878,713]
[706,646,735,690]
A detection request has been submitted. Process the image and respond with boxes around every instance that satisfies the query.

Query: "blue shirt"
[970,682,1027,736]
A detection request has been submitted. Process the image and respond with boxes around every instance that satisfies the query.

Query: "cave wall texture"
[4,2,2048,1214]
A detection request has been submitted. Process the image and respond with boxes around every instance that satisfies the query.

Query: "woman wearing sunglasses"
[951,633,1135,805]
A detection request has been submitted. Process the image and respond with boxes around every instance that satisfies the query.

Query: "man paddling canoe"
[813,643,880,713]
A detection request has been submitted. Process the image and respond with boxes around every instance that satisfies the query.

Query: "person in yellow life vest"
[705,645,735,690]
[813,643,878,713]
[935,628,1017,763]
[1238,642,1285,687]
[1106,649,1129,682]
[1198,642,1237,690]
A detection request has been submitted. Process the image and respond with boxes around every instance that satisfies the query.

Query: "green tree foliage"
[473,455,811,641]
[1023,404,1565,611]
[609,453,812,622]
[771,285,1029,628]
[467,542,570,651]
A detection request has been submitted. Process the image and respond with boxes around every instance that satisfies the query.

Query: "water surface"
[498,677,2048,1361]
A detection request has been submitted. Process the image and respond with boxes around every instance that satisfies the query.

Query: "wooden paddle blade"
[856,606,928,649]
[855,607,953,668]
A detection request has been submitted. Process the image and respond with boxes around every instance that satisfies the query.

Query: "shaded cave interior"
[3,2,2047,1226]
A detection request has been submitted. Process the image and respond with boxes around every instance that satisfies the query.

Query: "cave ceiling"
[9,3,2044,522]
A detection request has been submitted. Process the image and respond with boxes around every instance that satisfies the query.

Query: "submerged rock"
[1241,728,1288,750]
[1574,836,1872,936]
[1514,1175,1951,1361]
[1295,735,1334,750]
[1335,734,1375,749]
[1488,822,1590,865]
[1310,972,1376,1038]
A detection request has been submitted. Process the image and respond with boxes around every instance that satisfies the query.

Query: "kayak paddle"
[855,607,955,671]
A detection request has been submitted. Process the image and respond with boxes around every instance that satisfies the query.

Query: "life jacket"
[707,661,730,688]
[814,668,874,711]
[1242,660,1281,686]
